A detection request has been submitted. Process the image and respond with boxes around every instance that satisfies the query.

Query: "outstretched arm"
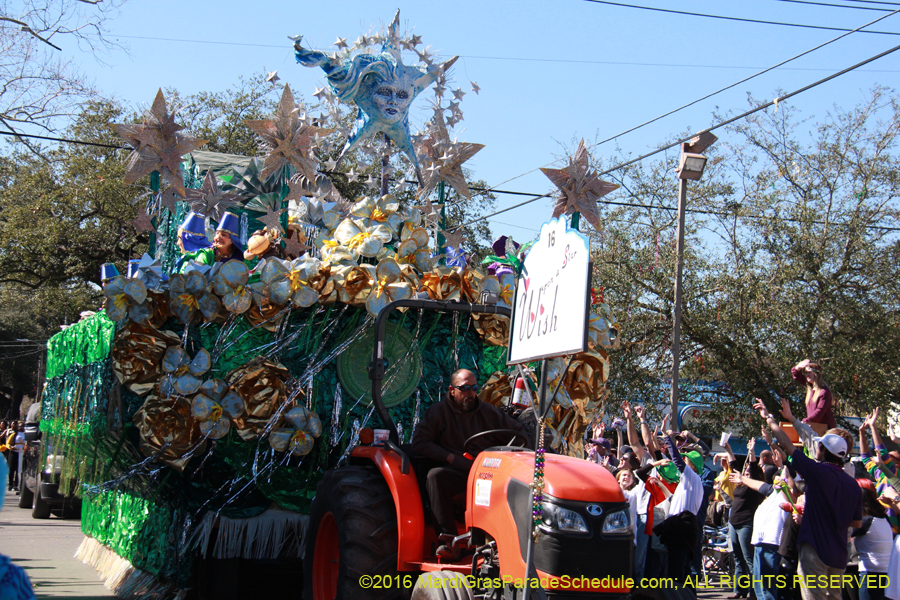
[860,412,873,457]
[754,399,795,452]
[722,439,736,463]
[636,405,657,455]
[624,401,647,461]
[665,431,687,472]
[683,430,711,456]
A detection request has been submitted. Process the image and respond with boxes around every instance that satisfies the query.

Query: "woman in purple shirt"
[791,359,835,435]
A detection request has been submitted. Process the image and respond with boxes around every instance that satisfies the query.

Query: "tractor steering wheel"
[463,429,530,457]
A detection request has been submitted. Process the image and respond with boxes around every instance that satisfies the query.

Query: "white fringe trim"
[191,509,308,560]
[75,536,187,600]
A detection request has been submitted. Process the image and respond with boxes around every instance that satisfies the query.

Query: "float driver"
[411,368,528,561]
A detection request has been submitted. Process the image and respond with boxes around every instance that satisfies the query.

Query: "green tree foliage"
[592,88,900,436]
[0,98,144,416]
[166,73,282,157]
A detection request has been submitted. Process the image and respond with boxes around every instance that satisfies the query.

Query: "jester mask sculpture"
[293,10,457,182]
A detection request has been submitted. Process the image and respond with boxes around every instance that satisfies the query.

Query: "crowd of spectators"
[584,359,900,600]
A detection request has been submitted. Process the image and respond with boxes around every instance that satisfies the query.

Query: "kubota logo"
[586,505,603,516]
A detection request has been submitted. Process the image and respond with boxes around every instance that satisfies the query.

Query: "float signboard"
[507,217,591,364]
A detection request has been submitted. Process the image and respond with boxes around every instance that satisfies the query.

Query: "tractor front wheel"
[303,466,402,600]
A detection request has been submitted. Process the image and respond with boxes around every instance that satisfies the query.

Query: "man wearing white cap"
[753,400,862,600]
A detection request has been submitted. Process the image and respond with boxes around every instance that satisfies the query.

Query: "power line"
[461,41,900,228]
[839,0,900,6]
[0,130,124,149]
[775,0,892,10]
[98,32,900,72]
[582,0,900,35]
[472,6,900,197]
[589,6,900,149]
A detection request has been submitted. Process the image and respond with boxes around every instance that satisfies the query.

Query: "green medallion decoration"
[336,320,422,408]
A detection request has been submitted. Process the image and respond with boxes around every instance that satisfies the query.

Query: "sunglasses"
[452,384,479,392]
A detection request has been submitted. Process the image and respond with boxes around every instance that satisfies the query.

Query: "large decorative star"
[540,139,619,231]
[187,169,240,222]
[114,89,207,196]
[294,10,457,181]
[416,110,484,200]
[244,84,333,182]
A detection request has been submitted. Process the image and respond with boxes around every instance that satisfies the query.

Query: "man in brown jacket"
[412,368,526,559]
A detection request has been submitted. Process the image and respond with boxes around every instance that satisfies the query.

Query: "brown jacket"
[411,397,526,468]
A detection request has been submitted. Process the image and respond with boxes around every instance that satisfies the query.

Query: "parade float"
[38,12,621,598]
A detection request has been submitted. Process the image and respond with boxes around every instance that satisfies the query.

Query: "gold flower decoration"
[269,406,323,457]
[397,227,435,272]
[261,257,321,308]
[365,258,414,317]
[333,218,393,258]
[168,271,221,324]
[160,346,212,397]
[349,195,404,236]
[191,379,245,439]
[103,276,151,324]
[213,260,253,314]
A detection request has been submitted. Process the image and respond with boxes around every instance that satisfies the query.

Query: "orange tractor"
[302,299,634,599]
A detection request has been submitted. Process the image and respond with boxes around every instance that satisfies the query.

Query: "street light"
[670,132,717,426]
[676,153,708,181]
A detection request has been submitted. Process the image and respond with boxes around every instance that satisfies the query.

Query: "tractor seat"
[401,444,466,536]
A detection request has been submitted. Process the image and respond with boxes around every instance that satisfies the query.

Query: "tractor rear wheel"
[303,466,402,600]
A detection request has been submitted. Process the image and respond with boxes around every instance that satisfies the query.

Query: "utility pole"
[670,132,717,425]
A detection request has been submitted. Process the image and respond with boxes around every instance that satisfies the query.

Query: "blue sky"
[57,0,900,237]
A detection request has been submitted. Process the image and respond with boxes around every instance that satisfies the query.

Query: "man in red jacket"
[412,368,527,560]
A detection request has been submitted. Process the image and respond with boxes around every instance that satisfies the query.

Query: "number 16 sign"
[507,217,591,365]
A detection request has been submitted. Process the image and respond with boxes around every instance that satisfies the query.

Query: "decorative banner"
[507,217,590,364]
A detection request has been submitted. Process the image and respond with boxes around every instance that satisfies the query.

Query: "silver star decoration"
[323,158,338,171]
[266,71,280,85]
[409,34,422,46]
[540,139,620,231]
[470,81,480,95]
[187,169,240,222]
[114,89,207,196]
[441,227,466,249]
[130,210,155,233]
[346,168,359,183]
[415,200,443,229]
[283,231,309,258]
[159,187,183,214]
[313,87,330,102]
[452,87,466,101]
[259,207,285,235]
[416,110,484,200]
[334,36,348,50]
[244,84,333,182]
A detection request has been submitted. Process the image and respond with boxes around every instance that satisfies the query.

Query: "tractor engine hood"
[470,450,625,503]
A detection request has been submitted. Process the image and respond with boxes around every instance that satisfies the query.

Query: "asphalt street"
[1,486,733,600]
[0,488,115,599]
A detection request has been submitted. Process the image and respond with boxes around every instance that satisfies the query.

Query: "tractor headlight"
[602,509,632,535]
[540,502,589,534]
